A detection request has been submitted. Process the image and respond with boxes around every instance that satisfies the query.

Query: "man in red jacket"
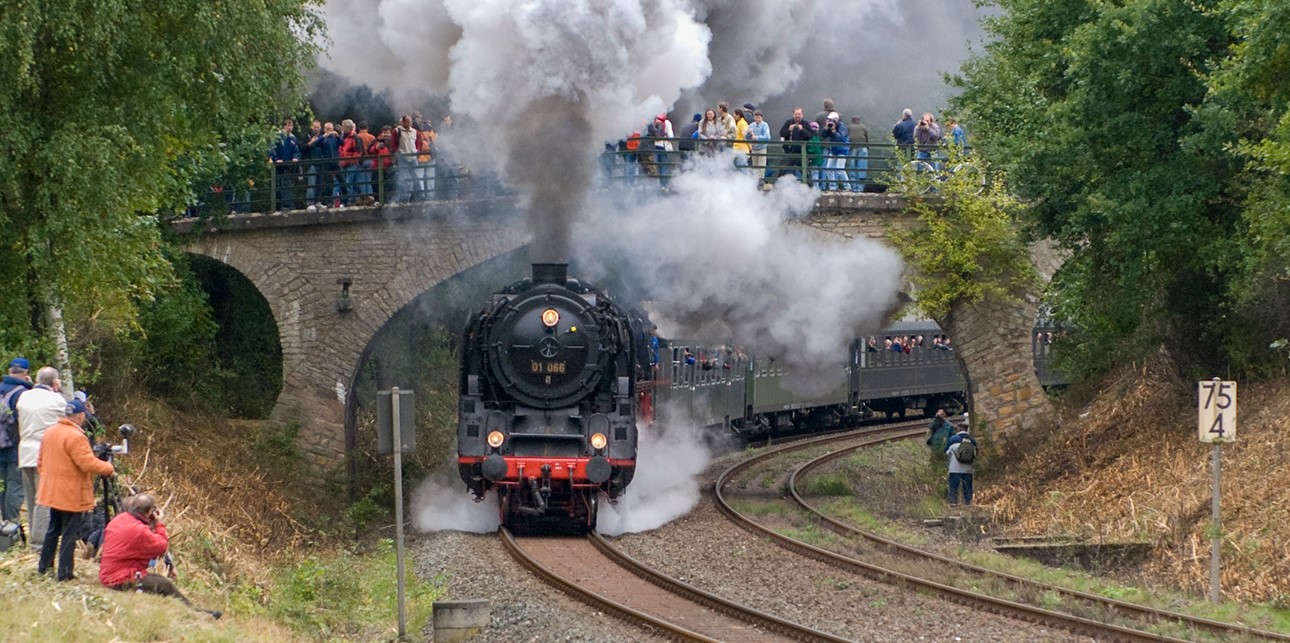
[99,493,221,619]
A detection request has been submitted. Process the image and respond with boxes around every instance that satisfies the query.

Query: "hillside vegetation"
[988,359,1290,605]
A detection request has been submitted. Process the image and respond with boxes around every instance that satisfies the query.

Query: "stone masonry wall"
[804,192,1056,444]
[182,191,1055,468]
[184,202,526,469]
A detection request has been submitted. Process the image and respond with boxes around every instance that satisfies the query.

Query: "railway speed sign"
[1198,380,1237,443]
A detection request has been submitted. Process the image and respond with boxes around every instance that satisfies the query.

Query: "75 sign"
[1197,380,1237,443]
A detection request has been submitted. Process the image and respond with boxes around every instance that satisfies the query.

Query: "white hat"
[827,111,839,121]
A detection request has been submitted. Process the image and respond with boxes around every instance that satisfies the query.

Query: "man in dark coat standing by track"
[945,424,978,506]
[926,408,954,454]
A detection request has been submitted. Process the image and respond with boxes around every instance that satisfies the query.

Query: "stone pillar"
[943,292,1053,446]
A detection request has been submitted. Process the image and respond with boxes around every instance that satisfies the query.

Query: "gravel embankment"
[412,455,1091,642]
[411,529,669,642]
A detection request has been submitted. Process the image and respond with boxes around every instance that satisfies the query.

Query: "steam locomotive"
[458,264,1064,530]
[457,264,648,529]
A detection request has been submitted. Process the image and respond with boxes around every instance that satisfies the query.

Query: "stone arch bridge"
[178,193,1056,471]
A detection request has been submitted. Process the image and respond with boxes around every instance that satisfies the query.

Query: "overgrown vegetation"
[264,539,441,638]
[0,1,321,373]
[888,150,1039,322]
[951,0,1290,378]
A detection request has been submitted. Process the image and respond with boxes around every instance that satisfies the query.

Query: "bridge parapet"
[180,191,1052,470]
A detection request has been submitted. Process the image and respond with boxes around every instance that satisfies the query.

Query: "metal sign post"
[1197,378,1236,604]
[377,388,416,638]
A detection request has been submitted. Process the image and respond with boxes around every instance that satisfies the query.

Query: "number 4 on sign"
[1197,380,1237,443]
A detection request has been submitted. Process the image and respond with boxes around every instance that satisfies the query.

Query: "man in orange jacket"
[36,397,113,580]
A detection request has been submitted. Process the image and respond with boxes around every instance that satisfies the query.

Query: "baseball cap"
[66,398,89,415]
[8,357,29,371]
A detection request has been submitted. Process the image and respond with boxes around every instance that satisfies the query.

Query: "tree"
[0,0,321,377]
[1203,0,1290,370]
[951,0,1244,375]
[889,156,1038,322]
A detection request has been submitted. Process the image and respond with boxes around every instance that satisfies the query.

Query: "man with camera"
[36,397,114,580]
[16,365,68,547]
[99,493,220,618]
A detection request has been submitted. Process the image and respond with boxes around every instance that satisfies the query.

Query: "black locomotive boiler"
[457,264,647,529]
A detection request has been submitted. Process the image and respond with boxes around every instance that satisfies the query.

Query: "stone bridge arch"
[182,203,526,469]
[179,191,1059,468]
[803,193,1058,443]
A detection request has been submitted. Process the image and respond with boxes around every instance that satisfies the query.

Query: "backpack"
[0,386,23,450]
[955,439,976,464]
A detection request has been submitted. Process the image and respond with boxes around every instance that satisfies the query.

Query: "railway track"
[500,527,848,642]
[715,424,1290,642]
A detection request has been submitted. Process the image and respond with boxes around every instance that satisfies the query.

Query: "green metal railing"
[191,140,973,217]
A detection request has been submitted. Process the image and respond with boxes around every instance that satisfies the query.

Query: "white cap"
[827,111,839,121]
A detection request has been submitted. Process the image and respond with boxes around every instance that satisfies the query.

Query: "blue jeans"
[304,163,319,204]
[342,166,362,204]
[274,165,295,210]
[396,162,416,202]
[948,472,973,505]
[848,147,869,191]
[359,160,375,196]
[825,154,847,191]
[654,149,672,187]
[0,460,21,522]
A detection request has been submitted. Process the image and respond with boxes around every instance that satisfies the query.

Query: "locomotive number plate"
[531,361,568,374]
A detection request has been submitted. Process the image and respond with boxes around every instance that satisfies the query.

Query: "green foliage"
[799,473,853,497]
[889,151,1038,321]
[0,1,320,368]
[269,540,442,638]
[191,256,284,418]
[949,0,1290,375]
[256,419,303,466]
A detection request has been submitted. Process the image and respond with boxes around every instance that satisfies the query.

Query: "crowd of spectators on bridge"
[264,112,456,212]
[218,96,967,216]
[608,97,969,193]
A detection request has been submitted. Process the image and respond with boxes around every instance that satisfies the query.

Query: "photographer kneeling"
[99,493,220,619]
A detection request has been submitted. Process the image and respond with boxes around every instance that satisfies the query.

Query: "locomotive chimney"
[531,263,568,285]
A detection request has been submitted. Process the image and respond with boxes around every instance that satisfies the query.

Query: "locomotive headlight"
[541,308,560,328]
[589,432,608,450]
[486,430,506,448]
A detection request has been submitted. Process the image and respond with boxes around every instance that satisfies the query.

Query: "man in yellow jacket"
[37,397,114,581]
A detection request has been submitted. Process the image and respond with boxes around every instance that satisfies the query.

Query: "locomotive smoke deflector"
[532,262,568,285]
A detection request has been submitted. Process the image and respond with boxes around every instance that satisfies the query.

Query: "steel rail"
[788,441,1290,641]
[587,531,850,643]
[501,527,845,642]
[500,527,715,642]
[713,426,1198,643]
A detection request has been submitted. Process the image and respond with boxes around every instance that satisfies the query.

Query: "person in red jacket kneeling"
[99,493,220,619]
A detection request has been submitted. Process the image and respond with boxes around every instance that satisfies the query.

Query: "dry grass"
[981,353,1290,604]
[102,392,324,591]
[0,548,304,642]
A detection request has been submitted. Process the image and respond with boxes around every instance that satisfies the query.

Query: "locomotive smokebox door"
[377,390,417,455]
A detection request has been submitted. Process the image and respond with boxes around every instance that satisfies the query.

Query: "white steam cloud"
[577,155,904,394]
[413,475,499,534]
[597,412,710,536]
[325,0,913,531]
